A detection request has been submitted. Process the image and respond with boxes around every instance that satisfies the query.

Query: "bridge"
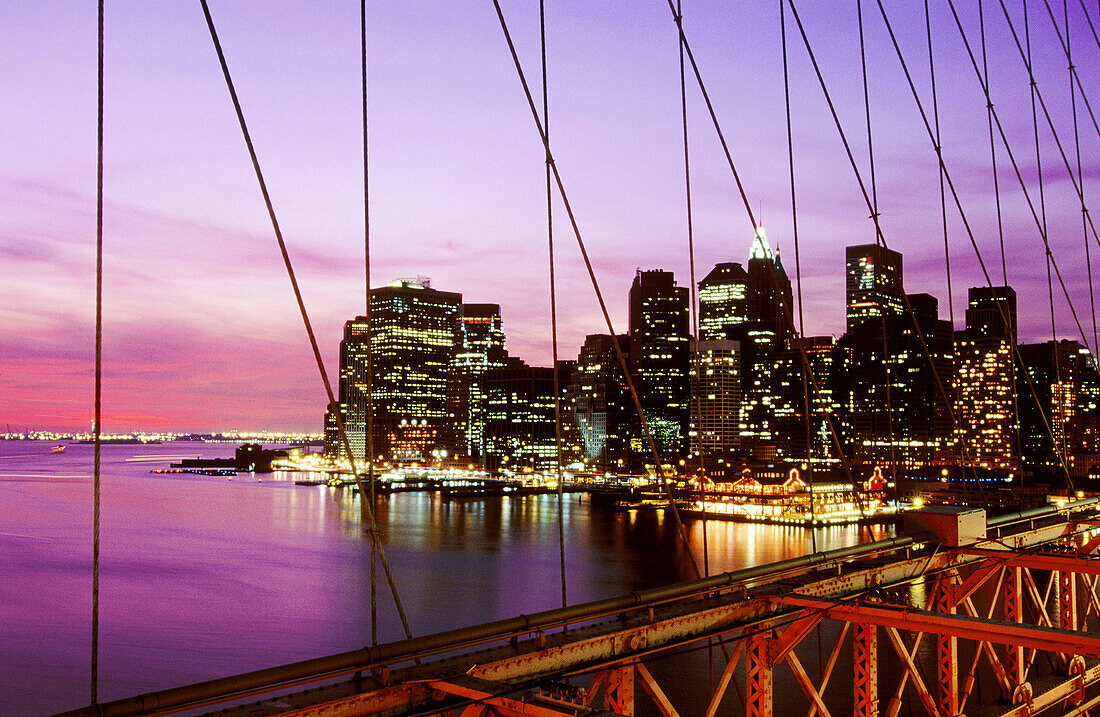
[56,497,1100,716]
[56,0,1100,715]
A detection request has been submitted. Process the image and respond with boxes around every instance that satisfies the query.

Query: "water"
[0,441,891,716]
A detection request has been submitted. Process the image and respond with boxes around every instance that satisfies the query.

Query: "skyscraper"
[955,286,1018,471]
[628,270,690,469]
[564,334,632,469]
[689,340,741,461]
[448,303,508,461]
[965,286,1017,343]
[699,262,749,341]
[736,225,793,458]
[482,361,576,472]
[845,243,904,333]
[745,223,793,340]
[326,278,461,463]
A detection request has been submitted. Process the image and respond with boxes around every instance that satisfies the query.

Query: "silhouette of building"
[1018,340,1100,477]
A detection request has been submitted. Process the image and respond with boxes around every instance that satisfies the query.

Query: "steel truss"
[55,499,1100,717]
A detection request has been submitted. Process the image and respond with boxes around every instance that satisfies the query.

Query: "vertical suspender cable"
[91,0,104,706]
[1062,0,1099,358]
[781,0,816,551]
[360,0,378,647]
[491,0,703,580]
[669,0,866,519]
[889,0,1078,490]
[198,0,412,640]
[926,0,957,474]
[538,0,567,610]
[980,0,1023,469]
[980,0,1009,289]
[1024,0,1066,468]
[676,0,707,576]
[858,0,897,494]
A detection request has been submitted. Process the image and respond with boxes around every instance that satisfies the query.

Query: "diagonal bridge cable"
[871,0,1079,490]
[992,0,1100,301]
[197,0,412,640]
[669,0,887,525]
[489,0,703,580]
[1042,0,1100,143]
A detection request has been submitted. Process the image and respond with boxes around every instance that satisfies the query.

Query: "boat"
[51,445,65,454]
[681,465,897,525]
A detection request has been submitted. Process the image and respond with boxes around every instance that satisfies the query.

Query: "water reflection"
[0,442,892,716]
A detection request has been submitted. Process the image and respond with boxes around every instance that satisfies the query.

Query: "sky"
[3,1,1099,433]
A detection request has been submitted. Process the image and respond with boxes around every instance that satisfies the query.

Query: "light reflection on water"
[0,442,893,716]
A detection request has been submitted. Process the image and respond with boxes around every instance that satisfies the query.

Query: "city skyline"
[4,2,1100,432]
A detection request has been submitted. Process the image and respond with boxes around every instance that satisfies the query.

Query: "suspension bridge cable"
[197,0,413,639]
[781,0,817,550]
[926,0,961,473]
[979,0,1024,468]
[995,0,1100,270]
[1043,1,1100,143]
[784,0,984,494]
[488,0,703,581]
[537,0,567,610]
[675,0,708,575]
[857,0,899,497]
[1082,0,1100,50]
[665,0,867,523]
[1056,0,1099,358]
[360,0,379,649]
[1024,0,1068,473]
[950,0,1095,358]
[883,0,1078,490]
[91,0,104,706]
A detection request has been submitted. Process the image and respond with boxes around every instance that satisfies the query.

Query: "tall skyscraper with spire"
[737,223,794,458]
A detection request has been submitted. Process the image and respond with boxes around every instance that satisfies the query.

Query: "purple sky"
[3,1,1099,433]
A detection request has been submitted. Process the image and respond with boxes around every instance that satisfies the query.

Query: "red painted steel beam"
[774,596,1100,658]
[953,548,1100,576]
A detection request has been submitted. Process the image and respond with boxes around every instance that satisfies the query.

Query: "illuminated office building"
[689,340,741,461]
[564,334,632,469]
[955,286,1018,471]
[628,269,690,469]
[736,225,793,458]
[770,336,850,463]
[1018,340,1100,475]
[699,263,749,341]
[844,277,955,471]
[846,243,904,333]
[325,278,461,463]
[482,362,576,471]
[448,303,508,462]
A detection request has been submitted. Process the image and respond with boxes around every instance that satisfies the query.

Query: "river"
[0,440,893,716]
